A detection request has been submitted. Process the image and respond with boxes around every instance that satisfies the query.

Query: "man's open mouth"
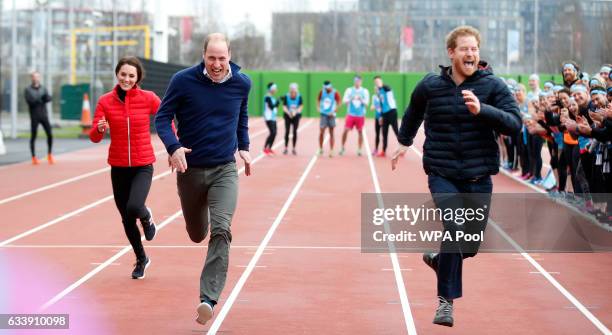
[463,61,475,70]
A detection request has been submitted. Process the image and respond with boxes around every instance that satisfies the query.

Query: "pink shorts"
[345,115,365,131]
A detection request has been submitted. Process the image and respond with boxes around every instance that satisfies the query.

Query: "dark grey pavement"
[0,111,97,166]
[0,138,96,166]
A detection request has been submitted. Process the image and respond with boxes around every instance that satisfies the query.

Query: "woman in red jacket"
[90,56,161,279]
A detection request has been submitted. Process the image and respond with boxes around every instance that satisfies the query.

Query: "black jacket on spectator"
[398,66,521,180]
[579,102,596,126]
[590,119,612,142]
[563,78,580,90]
[24,84,52,120]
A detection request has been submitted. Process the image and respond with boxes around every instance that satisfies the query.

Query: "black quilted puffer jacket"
[398,66,521,180]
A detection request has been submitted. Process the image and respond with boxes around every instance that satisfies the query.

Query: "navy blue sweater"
[155,61,251,168]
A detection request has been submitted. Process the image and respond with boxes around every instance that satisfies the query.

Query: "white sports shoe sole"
[132,258,151,280]
[196,302,213,325]
[144,207,157,241]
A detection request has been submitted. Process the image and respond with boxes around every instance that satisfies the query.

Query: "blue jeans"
[427,174,493,300]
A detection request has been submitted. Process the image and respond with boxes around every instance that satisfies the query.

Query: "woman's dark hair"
[558,87,571,96]
[115,56,145,85]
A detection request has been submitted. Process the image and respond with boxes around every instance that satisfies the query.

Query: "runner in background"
[317,80,341,157]
[339,75,369,156]
[370,86,383,156]
[374,75,399,157]
[281,83,303,155]
[263,82,279,155]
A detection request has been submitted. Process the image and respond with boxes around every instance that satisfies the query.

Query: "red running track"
[0,117,609,335]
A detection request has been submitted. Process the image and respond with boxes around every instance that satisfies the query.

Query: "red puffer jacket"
[90,85,161,167]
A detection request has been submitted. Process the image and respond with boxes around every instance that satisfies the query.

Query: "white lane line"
[250,127,270,139]
[206,135,322,335]
[491,219,610,334]
[40,211,184,311]
[1,124,270,206]
[0,149,164,206]
[409,146,422,158]
[37,120,313,311]
[409,145,611,335]
[2,245,130,248]
[0,167,110,205]
[0,194,115,247]
[0,124,282,248]
[363,128,418,335]
[529,271,560,275]
[236,265,267,268]
[2,244,361,250]
[0,170,170,247]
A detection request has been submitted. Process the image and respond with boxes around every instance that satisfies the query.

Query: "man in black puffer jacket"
[391,25,521,327]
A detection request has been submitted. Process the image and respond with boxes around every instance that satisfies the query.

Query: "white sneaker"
[196,301,214,325]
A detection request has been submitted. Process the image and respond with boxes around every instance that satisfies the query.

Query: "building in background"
[168,15,201,66]
[230,18,267,69]
[273,9,493,72]
[360,0,612,74]
[3,0,612,118]
[272,0,612,74]
[1,1,152,114]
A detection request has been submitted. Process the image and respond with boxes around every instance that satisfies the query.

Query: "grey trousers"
[177,162,238,303]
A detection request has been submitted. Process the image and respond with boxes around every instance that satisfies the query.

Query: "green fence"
[60,83,90,120]
[242,71,558,118]
[63,69,561,120]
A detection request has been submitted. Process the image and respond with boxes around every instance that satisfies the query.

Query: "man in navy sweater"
[155,33,252,326]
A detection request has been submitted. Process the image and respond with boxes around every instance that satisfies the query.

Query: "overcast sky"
[153,0,332,36]
[6,0,334,39]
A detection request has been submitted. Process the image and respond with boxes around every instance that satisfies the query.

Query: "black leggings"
[30,116,53,157]
[111,165,153,261]
[283,114,301,148]
[381,109,399,152]
[529,135,544,179]
[547,140,559,170]
[558,144,579,192]
[517,133,530,175]
[580,152,594,195]
[504,135,516,168]
[374,117,382,151]
[264,120,277,149]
